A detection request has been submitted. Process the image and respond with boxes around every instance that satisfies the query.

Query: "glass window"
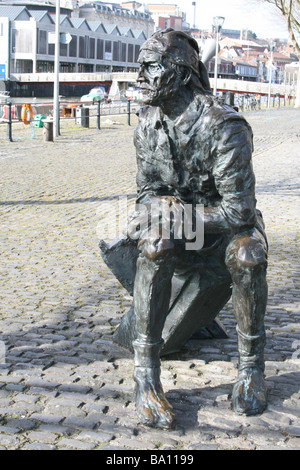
[113,41,119,61]
[60,43,67,57]
[69,35,77,57]
[97,39,104,59]
[134,45,140,62]
[104,41,112,60]
[79,36,86,58]
[128,44,133,62]
[48,43,54,55]
[38,30,47,55]
[121,43,126,62]
[89,38,95,59]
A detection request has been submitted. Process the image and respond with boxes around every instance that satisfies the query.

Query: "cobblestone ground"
[0,107,299,450]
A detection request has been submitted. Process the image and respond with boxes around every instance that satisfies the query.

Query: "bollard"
[43,119,54,142]
[7,102,12,142]
[127,99,131,126]
[97,101,101,130]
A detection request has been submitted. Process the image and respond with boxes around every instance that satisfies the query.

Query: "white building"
[0,5,147,79]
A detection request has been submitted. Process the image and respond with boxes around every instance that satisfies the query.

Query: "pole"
[213,29,219,96]
[53,0,60,138]
[97,100,101,130]
[7,102,12,142]
[267,47,273,109]
[127,99,131,126]
[192,1,196,29]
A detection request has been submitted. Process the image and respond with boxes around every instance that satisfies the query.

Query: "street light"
[213,16,225,96]
[192,2,196,29]
[53,0,60,138]
[267,41,276,109]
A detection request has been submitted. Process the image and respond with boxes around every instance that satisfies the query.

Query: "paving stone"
[23,443,56,450]
[78,430,114,444]
[285,426,300,437]
[0,434,20,448]
[58,438,96,450]
[5,419,36,431]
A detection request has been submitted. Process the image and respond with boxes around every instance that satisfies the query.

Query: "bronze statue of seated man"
[100,29,268,429]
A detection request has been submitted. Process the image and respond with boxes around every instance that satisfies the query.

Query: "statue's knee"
[226,233,268,273]
[138,237,175,261]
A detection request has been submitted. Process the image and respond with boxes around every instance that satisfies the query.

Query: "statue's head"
[137,28,211,106]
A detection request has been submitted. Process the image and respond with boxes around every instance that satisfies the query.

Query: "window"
[97,39,104,59]
[134,45,140,62]
[60,43,67,57]
[37,61,54,73]
[69,35,77,57]
[10,59,32,73]
[38,30,47,55]
[89,38,95,59]
[128,44,133,62]
[113,41,119,61]
[121,43,126,62]
[48,43,54,55]
[79,36,86,58]
[104,41,112,60]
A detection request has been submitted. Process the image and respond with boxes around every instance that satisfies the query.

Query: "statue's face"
[137,49,183,106]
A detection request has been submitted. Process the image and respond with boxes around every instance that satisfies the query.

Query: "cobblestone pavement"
[0,107,299,450]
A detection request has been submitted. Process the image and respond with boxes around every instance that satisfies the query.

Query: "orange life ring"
[21,103,33,125]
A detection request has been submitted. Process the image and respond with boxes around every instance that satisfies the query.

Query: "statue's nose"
[137,67,146,83]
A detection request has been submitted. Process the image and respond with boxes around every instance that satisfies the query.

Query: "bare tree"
[257,0,300,107]
[260,0,300,57]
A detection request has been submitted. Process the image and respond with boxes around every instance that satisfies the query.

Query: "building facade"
[76,1,155,37]
[0,5,147,79]
[145,3,188,30]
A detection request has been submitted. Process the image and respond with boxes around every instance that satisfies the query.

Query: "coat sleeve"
[212,118,257,232]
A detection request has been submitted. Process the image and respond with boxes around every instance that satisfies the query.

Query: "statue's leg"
[225,228,268,416]
[133,239,176,429]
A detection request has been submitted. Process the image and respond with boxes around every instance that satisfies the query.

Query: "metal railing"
[0,98,141,142]
[0,91,296,142]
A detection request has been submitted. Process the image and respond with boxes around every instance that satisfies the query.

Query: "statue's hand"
[125,195,184,242]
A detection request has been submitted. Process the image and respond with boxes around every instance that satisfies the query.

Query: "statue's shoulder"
[197,94,249,130]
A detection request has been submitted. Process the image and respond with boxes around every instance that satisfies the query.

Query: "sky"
[148,0,290,40]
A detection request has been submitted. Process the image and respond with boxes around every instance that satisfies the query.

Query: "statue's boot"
[232,328,268,416]
[133,339,175,429]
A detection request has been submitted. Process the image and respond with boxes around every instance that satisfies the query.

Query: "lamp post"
[192,2,196,29]
[213,16,225,96]
[267,41,275,109]
[53,0,60,138]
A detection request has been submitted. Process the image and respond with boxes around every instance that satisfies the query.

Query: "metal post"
[53,0,60,138]
[127,99,131,126]
[213,30,219,96]
[97,100,101,130]
[7,102,12,142]
[267,43,274,109]
[213,17,224,96]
